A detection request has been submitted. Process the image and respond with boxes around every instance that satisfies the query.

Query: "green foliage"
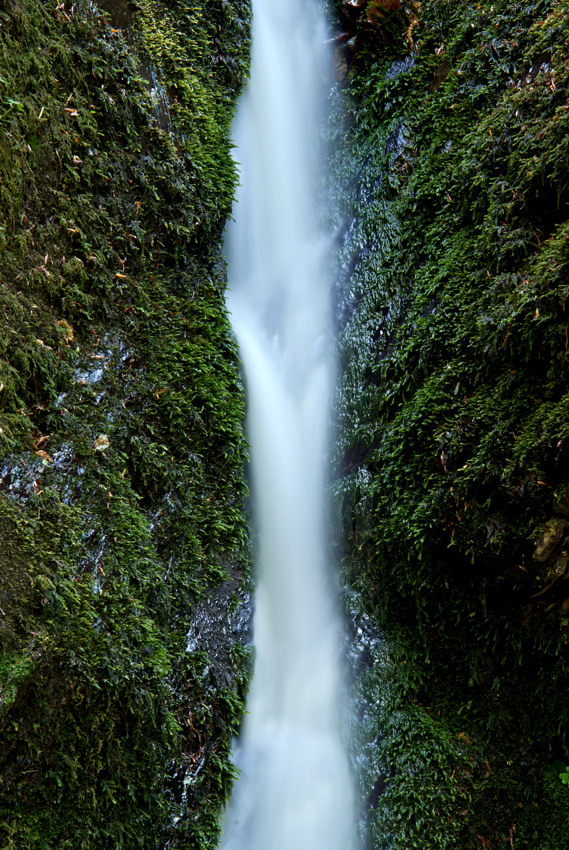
[350,619,472,850]
[0,0,251,846]
[329,0,569,845]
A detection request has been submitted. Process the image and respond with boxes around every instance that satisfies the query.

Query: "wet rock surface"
[186,575,253,689]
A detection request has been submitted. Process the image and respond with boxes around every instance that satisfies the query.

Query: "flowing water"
[220,1,354,849]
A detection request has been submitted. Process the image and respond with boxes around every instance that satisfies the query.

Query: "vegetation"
[0,0,251,846]
[328,0,569,846]
[3,0,568,845]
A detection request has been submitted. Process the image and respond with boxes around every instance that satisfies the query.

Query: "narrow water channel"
[220,1,354,849]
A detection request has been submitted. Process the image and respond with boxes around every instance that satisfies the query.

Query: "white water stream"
[220,1,354,849]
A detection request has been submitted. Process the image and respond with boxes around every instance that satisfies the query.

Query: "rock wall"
[0,0,251,846]
[327,0,569,847]
[3,0,569,846]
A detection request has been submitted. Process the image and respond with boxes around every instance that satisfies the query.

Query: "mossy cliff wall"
[0,0,251,846]
[3,0,569,847]
[327,0,569,847]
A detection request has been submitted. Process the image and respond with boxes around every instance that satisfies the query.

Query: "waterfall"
[220,1,354,849]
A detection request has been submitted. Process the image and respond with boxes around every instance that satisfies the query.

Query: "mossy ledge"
[0,0,251,846]
[328,0,569,847]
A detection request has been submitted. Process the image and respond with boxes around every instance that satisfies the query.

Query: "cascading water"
[220,1,354,849]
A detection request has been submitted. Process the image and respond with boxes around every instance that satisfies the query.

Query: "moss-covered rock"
[0,0,251,846]
[328,0,569,846]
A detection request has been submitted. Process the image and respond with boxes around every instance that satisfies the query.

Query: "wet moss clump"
[328,0,569,846]
[0,0,251,846]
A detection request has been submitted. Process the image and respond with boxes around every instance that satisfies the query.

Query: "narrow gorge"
[0,0,568,849]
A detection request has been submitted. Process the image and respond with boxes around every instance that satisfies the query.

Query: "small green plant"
[0,97,23,123]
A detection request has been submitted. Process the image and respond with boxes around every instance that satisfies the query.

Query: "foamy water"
[220,2,354,848]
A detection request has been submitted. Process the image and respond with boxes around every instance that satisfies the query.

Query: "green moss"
[329,0,569,846]
[0,0,251,845]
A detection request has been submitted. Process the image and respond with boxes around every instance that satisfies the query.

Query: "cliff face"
[328,0,569,847]
[0,0,251,846]
[2,0,569,846]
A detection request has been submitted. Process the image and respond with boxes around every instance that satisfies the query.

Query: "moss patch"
[0,0,251,846]
[329,0,569,846]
